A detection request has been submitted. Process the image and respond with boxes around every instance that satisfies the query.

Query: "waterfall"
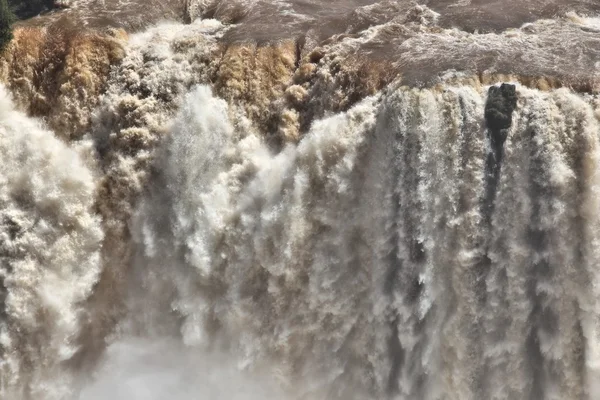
[1,2,600,399]
[86,83,600,399]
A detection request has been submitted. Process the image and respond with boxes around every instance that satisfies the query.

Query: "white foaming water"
[0,86,103,400]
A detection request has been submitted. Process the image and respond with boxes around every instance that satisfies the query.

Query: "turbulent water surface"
[2,0,600,399]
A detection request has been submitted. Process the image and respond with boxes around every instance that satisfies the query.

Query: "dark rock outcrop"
[483,83,517,221]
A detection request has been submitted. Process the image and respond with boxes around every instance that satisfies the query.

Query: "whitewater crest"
[1,0,600,399]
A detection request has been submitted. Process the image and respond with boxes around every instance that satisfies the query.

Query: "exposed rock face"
[0,25,126,139]
[483,83,518,221]
[485,83,518,148]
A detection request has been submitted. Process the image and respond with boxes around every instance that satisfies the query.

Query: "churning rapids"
[2,0,600,399]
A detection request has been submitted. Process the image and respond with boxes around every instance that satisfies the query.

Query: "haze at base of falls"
[78,339,287,400]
